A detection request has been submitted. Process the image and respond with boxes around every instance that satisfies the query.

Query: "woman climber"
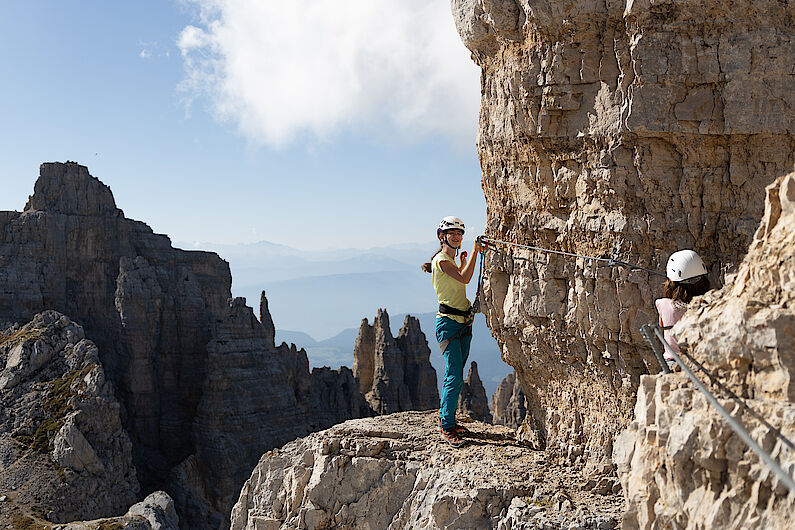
[421,216,486,448]
[655,249,712,370]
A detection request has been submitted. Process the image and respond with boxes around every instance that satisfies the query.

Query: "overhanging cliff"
[451,0,794,469]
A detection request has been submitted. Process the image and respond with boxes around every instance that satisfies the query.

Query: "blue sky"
[0,1,486,250]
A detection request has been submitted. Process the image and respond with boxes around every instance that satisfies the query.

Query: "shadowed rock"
[490,371,528,430]
[0,162,376,528]
[353,309,439,414]
[458,361,493,423]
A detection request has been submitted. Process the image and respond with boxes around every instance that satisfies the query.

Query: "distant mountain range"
[178,239,512,399]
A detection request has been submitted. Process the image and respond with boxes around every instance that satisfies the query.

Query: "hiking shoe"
[438,418,471,437]
[452,424,471,436]
[441,428,466,448]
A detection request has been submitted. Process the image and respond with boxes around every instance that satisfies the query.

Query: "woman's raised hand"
[474,236,487,254]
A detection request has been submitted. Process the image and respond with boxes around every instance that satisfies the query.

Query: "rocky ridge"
[614,171,795,528]
[0,163,402,528]
[0,311,138,524]
[452,0,795,472]
[230,411,622,530]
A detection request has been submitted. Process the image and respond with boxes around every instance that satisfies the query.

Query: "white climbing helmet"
[666,249,708,282]
[437,216,465,234]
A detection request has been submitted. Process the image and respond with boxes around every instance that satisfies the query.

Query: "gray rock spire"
[25,162,120,216]
[458,361,493,423]
[353,309,439,414]
[259,290,276,349]
[490,371,527,429]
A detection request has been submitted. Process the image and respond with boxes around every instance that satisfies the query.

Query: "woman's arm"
[439,239,485,284]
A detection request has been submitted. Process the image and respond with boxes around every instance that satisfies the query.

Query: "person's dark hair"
[421,242,444,273]
[663,275,711,303]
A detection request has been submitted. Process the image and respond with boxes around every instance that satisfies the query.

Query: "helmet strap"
[442,233,461,255]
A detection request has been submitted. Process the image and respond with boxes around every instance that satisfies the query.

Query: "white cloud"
[139,40,169,60]
[177,0,480,148]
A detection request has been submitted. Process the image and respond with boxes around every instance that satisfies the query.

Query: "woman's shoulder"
[655,298,673,311]
[433,252,452,265]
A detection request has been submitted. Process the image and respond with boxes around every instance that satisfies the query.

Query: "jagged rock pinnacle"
[353,309,439,414]
[24,162,121,216]
[458,361,493,423]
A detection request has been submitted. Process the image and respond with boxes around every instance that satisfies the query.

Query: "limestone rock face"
[0,162,232,494]
[458,361,493,423]
[0,311,138,523]
[190,297,312,525]
[452,0,795,469]
[0,163,377,528]
[353,310,439,414]
[490,371,528,429]
[60,490,180,530]
[230,412,622,530]
[614,172,795,529]
[615,376,795,529]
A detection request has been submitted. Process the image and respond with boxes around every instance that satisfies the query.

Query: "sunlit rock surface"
[231,411,623,530]
[0,312,138,524]
[614,172,795,528]
[452,0,795,473]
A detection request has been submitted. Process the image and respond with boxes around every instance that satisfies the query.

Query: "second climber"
[655,249,712,370]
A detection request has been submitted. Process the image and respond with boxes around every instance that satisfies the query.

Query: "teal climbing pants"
[437,316,472,430]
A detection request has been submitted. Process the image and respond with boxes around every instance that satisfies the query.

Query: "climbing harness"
[438,303,471,318]
[646,325,795,495]
[479,236,667,278]
[437,320,473,354]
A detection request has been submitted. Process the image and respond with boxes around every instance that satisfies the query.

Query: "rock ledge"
[231,411,622,529]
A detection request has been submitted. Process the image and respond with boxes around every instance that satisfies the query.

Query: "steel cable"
[480,236,667,278]
[651,326,795,495]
